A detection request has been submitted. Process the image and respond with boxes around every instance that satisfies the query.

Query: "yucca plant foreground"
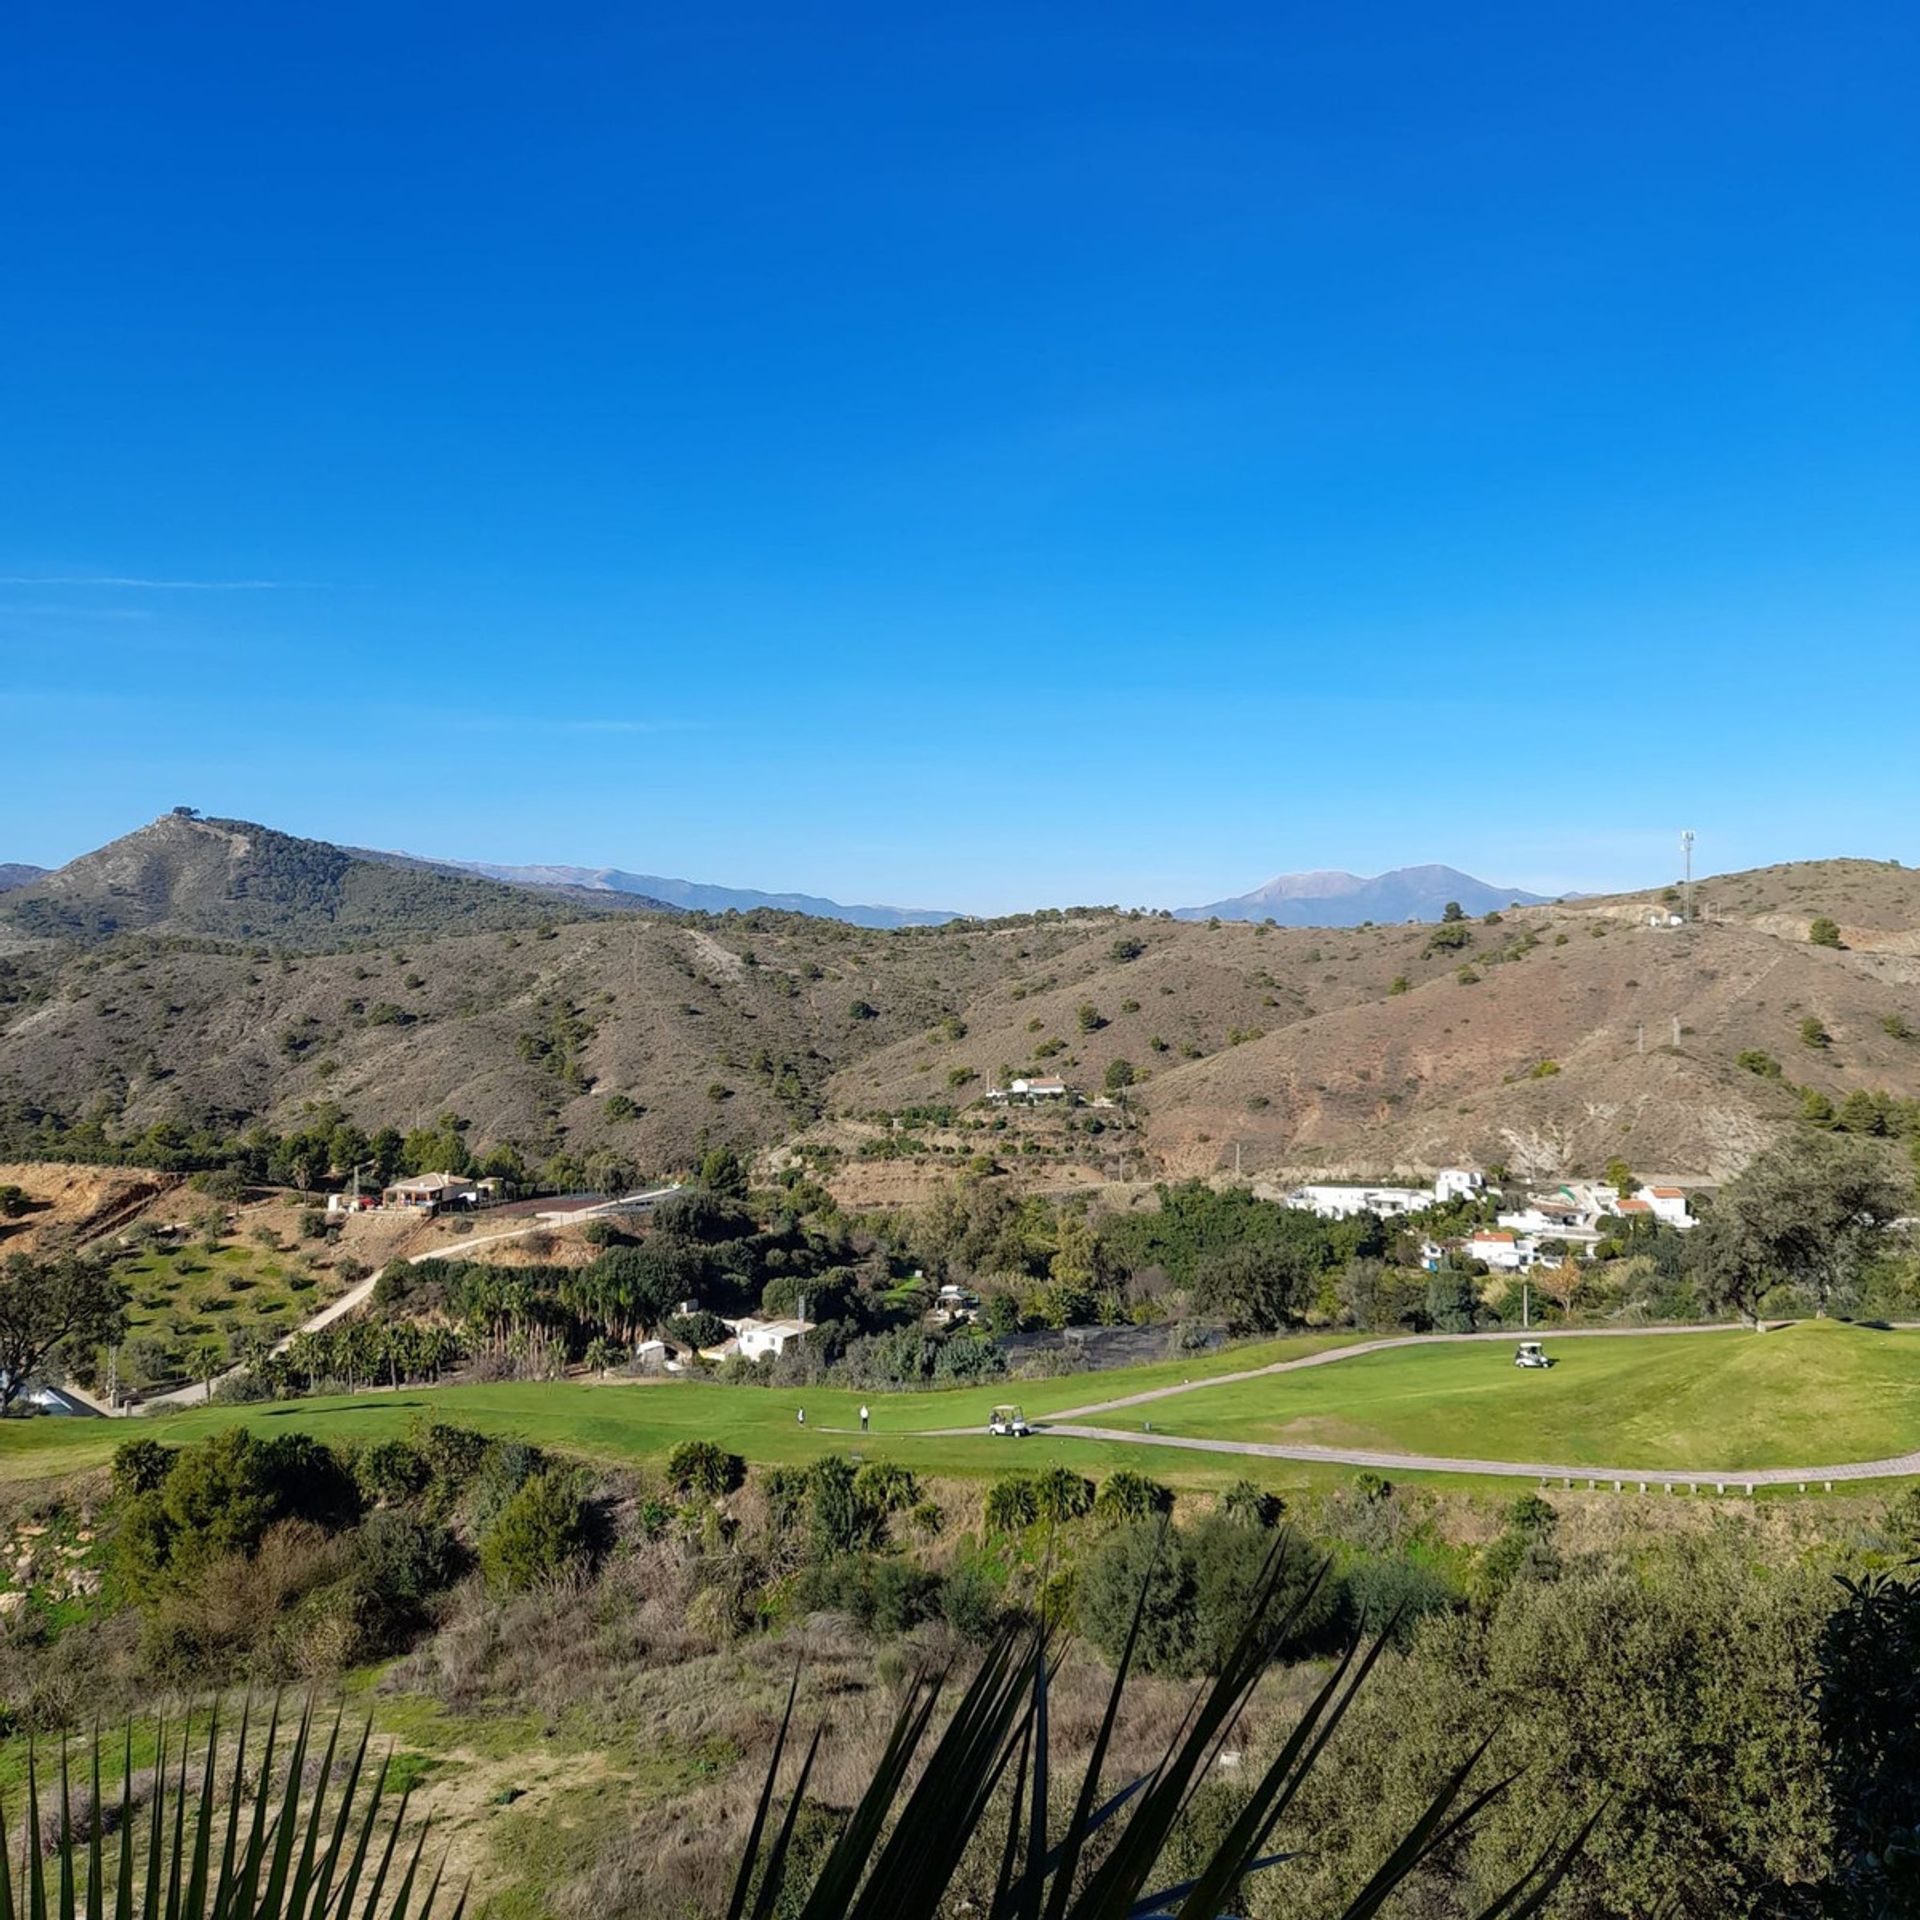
[7,1543,1591,1920]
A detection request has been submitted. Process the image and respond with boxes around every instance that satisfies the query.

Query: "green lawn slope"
[1147,1321,1920,1470]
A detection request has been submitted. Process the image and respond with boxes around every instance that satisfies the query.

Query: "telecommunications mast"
[1680,829,1696,922]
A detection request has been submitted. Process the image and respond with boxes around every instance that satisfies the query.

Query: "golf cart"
[1514,1341,1553,1370]
[987,1403,1032,1437]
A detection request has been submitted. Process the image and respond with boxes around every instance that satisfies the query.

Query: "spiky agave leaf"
[0,1704,459,1920]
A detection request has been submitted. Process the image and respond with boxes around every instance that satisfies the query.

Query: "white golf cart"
[987,1403,1032,1437]
[1514,1341,1553,1370]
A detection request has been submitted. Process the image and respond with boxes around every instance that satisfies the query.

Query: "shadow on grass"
[261,1398,431,1417]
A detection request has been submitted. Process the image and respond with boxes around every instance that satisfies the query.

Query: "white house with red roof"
[1634,1184,1694,1229]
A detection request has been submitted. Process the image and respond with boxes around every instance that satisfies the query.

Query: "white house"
[1634,1185,1694,1230]
[987,1077,1070,1104]
[1288,1166,1484,1222]
[1288,1183,1434,1221]
[726,1316,814,1361]
[1465,1229,1540,1272]
[1496,1199,1600,1241]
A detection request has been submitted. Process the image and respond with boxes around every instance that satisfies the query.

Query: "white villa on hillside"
[987,1077,1071,1104]
[723,1315,814,1360]
[1634,1185,1694,1229]
[1466,1229,1540,1271]
[1288,1167,1484,1221]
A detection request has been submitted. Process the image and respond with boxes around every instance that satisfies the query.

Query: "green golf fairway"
[0,1333,1353,1486]
[5,1322,1914,1485]
[1142,1321,1920,1470]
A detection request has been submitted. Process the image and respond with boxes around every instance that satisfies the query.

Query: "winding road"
[923,1324,1920,1490]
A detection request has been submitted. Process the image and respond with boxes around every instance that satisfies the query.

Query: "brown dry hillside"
[1120,888,1920,1181]
[2,827,1918,1183]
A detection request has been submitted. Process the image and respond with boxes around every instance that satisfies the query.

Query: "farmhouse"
[987,1077,1070,1104]
[724,1315,814,1360]
[381,1172,480,1213]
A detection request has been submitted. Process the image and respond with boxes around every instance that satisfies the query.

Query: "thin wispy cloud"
[0,575,297,590]
[438,714,711,736]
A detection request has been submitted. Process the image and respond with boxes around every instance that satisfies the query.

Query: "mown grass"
[7,1322,1914,1488]
[1146,1320,1920,1470]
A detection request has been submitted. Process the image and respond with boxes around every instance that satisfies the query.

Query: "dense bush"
[116,1429,361,1600]
[806,1455,883,1559]
[1076,1517,1334,1676]
[798,1553,942,1634]
[666,1438,746,1498]
[480,1469,591,1592]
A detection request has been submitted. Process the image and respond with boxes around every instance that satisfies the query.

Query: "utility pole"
[1233,1140,1242,1179]
[1637,1022,1645,1055]
[1522,1282,1530,1330]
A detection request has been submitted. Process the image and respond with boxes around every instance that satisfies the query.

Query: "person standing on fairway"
[859,1404,870,1432]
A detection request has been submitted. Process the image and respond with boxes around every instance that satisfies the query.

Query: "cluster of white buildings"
[1285,1168,1695,1274]
[1285,1168,1485,1219]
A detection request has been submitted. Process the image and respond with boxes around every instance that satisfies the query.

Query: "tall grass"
[0,1698,460,1920]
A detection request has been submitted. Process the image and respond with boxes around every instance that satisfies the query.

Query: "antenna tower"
[1680,829,1696,922]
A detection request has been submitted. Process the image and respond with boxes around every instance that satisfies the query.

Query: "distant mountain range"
[383,855,961,930]
[3,825,1564,937]
[1177,865,1558,926]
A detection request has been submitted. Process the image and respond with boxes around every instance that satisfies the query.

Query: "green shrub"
[115,1429,360,1600]
[1079,1517,1331,1676]
[1809,917,1844,949]
[110,1436,176,1497]
[480,1469,590,1592]
[938,1561,1005,1642]
[354,1438,429,1507]
[1218,1478,1283,1528]
[407,1418,490,1490]
[466,1440,546,1533]
[851,1461,919,1515]
[799,1554,940,1635]
[351,1509,461,1645]
[807,1455,880,1559]
[667,1438,746,1498]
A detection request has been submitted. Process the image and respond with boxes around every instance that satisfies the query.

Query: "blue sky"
[4,2,1916,913]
